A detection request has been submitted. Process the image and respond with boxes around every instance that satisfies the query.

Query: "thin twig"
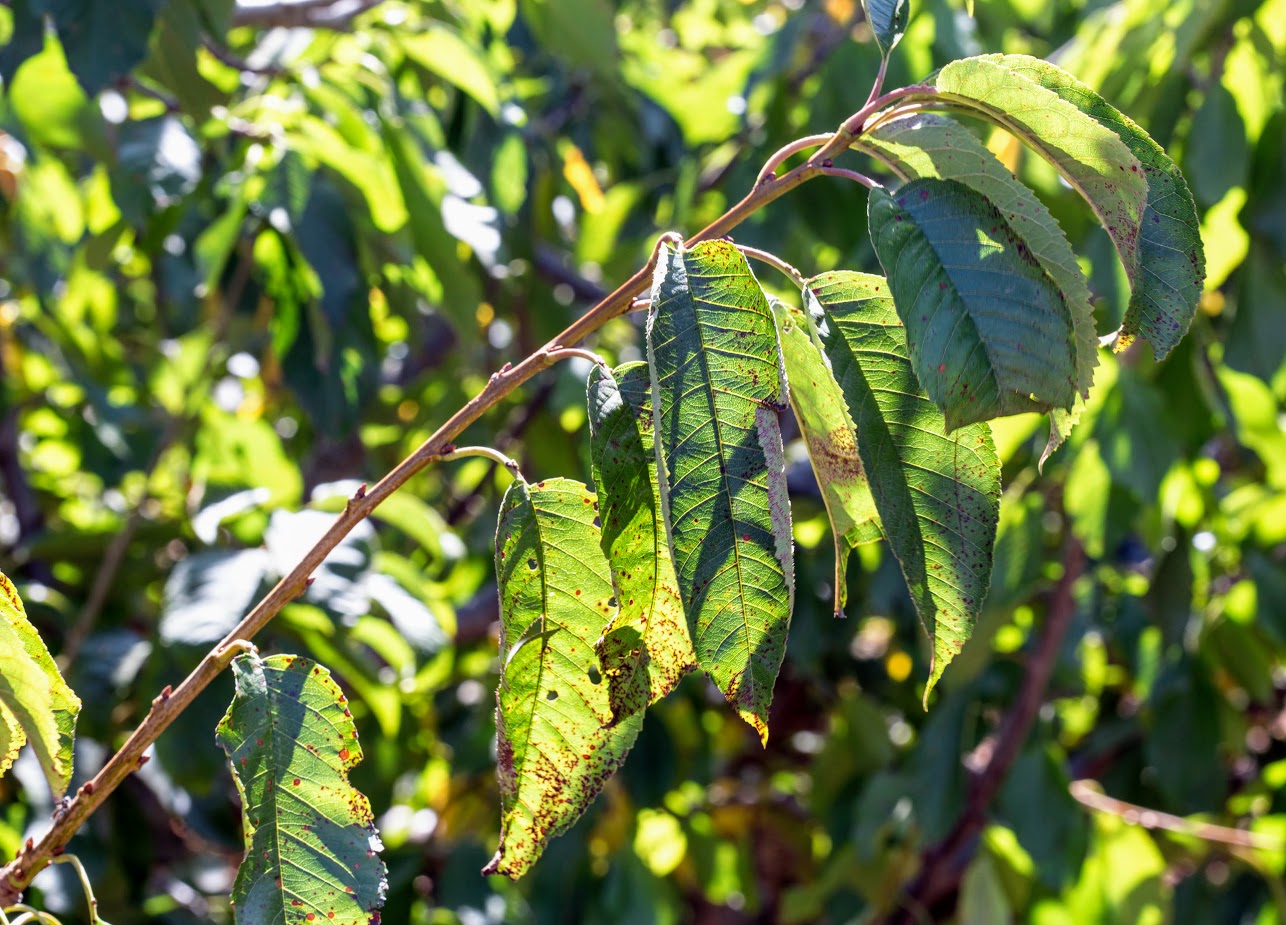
[230,0,384,29]
[738,245,805,288]
[431,446,522,477]
[1069,782,1284,852]
[863,56,890,110]
[543,346,609,369]
[817,165,878,188]
[754,133,833,187]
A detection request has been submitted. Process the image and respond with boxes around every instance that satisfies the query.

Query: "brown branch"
[883,538,1087,925]
[230,0,384,29]
[1070,781,1283,852]
[0,90,918,904]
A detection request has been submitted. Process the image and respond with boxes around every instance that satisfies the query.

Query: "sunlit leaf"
[402,25,502,117]
[935,56,1148,284]
[646,240,794,744]
[806,272,999,698]
[216,653,387,924]
[858,112,1097,459]
[867,179,1077,428]
[863,0,909,58]
[0,571,81,798]
[486,478,641,878]
[587,363,695,722]
[770,298,881,616]
[987,54,1205,359]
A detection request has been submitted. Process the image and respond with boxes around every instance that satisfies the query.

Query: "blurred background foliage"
[0,0,1284,922]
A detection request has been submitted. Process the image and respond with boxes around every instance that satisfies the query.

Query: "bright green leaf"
[486,478,642,878]
[806,271,999,698]
[646,240,794,744]
[863,0,909,58]
[770,298,880,616]
[402,25,502,117]
[987,54,1204,360]
[216,653,387,924]
[935,56,1148,286]
[0,571,81,798]
[587,363,696,722]
[867,179,1077,428]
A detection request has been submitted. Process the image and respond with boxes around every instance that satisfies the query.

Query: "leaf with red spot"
[216,653,387,925]
[486,477,642,878]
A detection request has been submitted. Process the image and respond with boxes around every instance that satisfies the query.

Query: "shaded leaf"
[806,271,999,698]
[0,571,81,798]
[867,179,1077,428]
[487,478,642,878]
[50,0,166,97]
[587,363,696,722]
[863,0,909,58]
[935,56,1148,284]
[216,653,387,924]
[770,298,881,616]
[646,240,794,744]
[988,53,1205,359]
[858,112,1097,459]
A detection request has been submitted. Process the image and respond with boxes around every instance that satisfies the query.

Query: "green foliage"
[1,0,1282,923]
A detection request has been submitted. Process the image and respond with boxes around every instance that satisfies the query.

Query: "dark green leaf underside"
[488,478,641,878]
[215,653,387,925]
[807,271,999,698]
[863,0,909,58]
[868,178,1077,428]
[588,363,696,722]
[646,239,794,745]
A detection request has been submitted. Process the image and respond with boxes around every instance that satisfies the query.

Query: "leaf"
[867,179,1077,428]
[769,298,881,616]
[486,478,642,879]
[0,571,81,798]
[986,54,1204,359]
[401,25,502,118]
[863,0,909,58]
[49,0,165,97]
[857,112,1098,459]
[935,56,1148,285]
[646,240,794,745]
[587,363,696,722]
[806,271,999,698]
[216,653,387,924]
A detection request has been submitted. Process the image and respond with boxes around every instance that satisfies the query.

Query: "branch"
[0,93,915,904]
[883,538,1087,924]
[1069,781,1283,852]
[230,0,384,30]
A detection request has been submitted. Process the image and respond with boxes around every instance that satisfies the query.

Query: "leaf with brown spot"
[770,298,881,616]
[487,478,641,878]
[588,363,696,722]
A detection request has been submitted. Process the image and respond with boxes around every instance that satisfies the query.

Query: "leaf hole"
[546,690,559,701]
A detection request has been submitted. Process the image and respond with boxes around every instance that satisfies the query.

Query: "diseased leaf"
[863,0,909,58]
[867,179,1077,428]
[215,653,387,925]
[588,364,696,723]
[988,54,1205,359]
[0,571,80,798]
[770,298,881,616]
[806,272,999,699]
[486,478,642,879]
[935,56,1148,281]
[646,240,794,745]
[858,112,1097,459]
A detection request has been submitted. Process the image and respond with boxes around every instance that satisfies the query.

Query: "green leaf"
[770,298,881,616]
[646,240,794,744]
[50,0,165,97]
[806,272,999,699]
[867,179,1077,428]
[986,54,1205,359]
[486,478,642,879]
[587,363,696,722]
[216,653,387,924]
[935,56,1148,286]
[0,571,81,798]
[401,25,502,118]
[858,112,1097,458]
[863,0,909,58]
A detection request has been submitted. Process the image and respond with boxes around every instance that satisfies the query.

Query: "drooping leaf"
[215,653,387,924]
[806,272,999,698]
[935,56,1148,283]
[863,0,909,58]
[858,112,1097,459]
[51,0,166,97]
[867,179,1077,428]
[0,571,80,798]
[770,298,881,616]
[486,478,642,879]
[401,25,502,118]
[986,54,1205,359]
[646,240,794,744]
[587,363,696,722]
